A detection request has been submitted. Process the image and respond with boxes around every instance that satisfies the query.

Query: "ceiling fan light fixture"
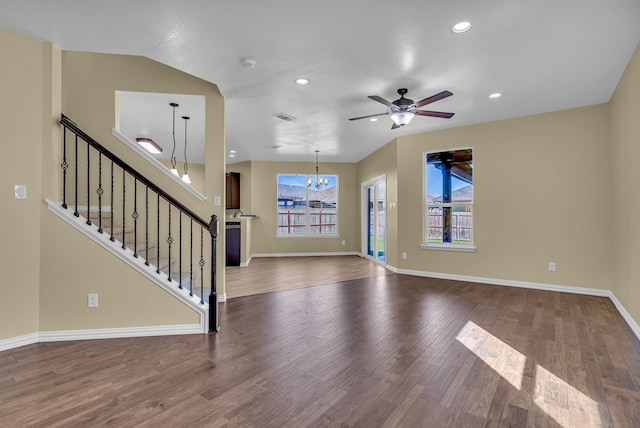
[136,137,162,154]
[390,111,414,126]
[452,21,472,33]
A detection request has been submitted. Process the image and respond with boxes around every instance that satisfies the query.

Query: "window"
[424,148,474,249]
[277,174,338,236]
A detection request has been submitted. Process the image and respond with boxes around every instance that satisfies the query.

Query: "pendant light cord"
[170,102,178,170]
[182,116,190,175]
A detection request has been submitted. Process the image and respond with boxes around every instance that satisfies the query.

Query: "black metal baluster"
[121,168,126,250]
[61,127,68,209]
[74,134,79,217]
[156,193,161,274]
[132,178,138,258]
[145,186,150,266]
[178,212,183,289]
[189,218,193,296]
[199,227,205,304]
[86,139,91,226]
[110,161,115,242]
[167,204,173,282]
[97,153,103,233]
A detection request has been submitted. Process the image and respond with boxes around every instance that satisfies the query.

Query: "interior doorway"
[362,176,386,265]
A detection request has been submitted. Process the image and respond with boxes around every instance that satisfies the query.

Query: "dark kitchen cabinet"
[226,172,240,209]
[226,222,241,266]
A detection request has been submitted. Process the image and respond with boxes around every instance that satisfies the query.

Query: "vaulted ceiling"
[1,0,639,164]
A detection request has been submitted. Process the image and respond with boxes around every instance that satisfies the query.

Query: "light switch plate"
[14,185,27,199]
[213,196,221,206]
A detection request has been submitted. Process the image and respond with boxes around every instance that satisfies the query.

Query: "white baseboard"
[39,324,202,342]
[0,333,39,352]
[251,251,361,258]
[607,292,640,340]
[388,264,640,341]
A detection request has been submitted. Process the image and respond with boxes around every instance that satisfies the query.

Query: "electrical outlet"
[88,293,99,308]
[402,252,407,260]
[548,262,556,272]
[341,240,346,246]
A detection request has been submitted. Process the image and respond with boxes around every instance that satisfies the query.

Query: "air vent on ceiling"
[273,112,296,122]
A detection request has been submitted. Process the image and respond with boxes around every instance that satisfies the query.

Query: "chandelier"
[307,150,328,190]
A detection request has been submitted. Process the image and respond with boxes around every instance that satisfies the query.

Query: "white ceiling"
[1,0,639,164]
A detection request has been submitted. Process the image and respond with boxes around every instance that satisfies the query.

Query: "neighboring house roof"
[427,184,473,203]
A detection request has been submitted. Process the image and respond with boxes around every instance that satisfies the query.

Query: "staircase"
[81,209,199,292]
[50,115,219,333]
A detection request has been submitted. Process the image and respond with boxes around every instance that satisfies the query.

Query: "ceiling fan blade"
[348,112,389,121]
[391,122,400,130]
[415,110,455,119]
[414,91,453,108]
[368,95,394,107]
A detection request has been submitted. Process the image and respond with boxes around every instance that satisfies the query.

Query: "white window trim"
[277,174,339,238]
[422,147,474,250]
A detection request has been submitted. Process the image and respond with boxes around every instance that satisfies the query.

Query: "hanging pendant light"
[181,115,191,184]
[169,102,179,176]
[307,150,328,190]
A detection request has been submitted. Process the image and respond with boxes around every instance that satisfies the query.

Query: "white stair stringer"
[46,199,210,333]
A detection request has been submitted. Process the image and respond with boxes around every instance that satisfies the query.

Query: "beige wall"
[360,105,613,291]
[0,29,45,339]
[246,161,360,255]
[0,26,226,341]
[611,42,640,323]
[396,105,612,289]
[36,50,226,328]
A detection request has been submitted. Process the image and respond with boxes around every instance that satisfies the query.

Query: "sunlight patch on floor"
[456,320,526,390]
[534,365,603,427]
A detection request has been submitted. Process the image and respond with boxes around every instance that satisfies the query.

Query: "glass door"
[363,177,385,264]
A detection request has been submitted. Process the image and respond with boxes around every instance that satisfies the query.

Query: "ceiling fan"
[349,88,454,129]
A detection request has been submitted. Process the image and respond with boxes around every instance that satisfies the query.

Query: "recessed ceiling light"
[228,154,236,158]
[489,92,502,99]
[369,117,379,122]
[294,78,310,86]
[452,21,472,33]
[229,150,237,154]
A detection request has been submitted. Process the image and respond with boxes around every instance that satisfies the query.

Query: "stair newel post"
[145,186,150,266]
[189,218,193,296]
[132,178,138,258]
[208,215,219,332]
[86,139,91,226]
[121,168,126,250]
[179,213,183,289]
[199,227,204,304]
[156,193,161,274]
[97,153,103,234]
[109,161,115,242]
[61,126,68,209]
[167,204,173,282]
[74,134,79,217]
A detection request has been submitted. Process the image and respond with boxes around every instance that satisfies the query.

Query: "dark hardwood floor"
[1,267,640,426]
